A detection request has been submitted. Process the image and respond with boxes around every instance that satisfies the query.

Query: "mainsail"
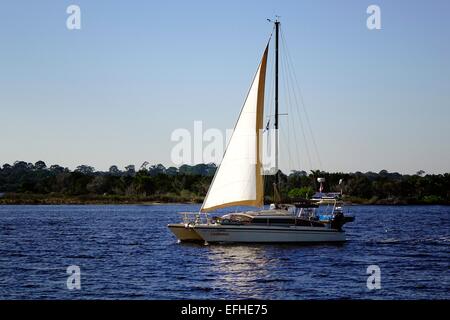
[200,45,268,212]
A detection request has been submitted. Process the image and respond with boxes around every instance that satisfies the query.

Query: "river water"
[0,204,448,299]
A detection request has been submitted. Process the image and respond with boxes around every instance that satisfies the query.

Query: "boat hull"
[167,223,203,242]
[194,224,346,243]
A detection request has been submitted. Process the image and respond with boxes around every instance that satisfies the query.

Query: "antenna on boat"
[339,179,344,195]
[317,177,325,193]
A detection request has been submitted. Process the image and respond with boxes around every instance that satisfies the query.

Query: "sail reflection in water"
[205,245,272,298]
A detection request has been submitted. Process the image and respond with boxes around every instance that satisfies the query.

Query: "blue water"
[0,205,448,299]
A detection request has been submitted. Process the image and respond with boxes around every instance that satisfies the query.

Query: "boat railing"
[298,198,343,219]
[177,212,210,225]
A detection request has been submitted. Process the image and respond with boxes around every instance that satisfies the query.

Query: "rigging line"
[279,59,294,173]
[284,57,309,173]
[281,28,323,170]
[285,105,293,172]
[267,41,275,121]
[280,36,321,170]
[279,27,309,171]
[280,28,323,170]
[279,45,300,173]
[285,59,313,173]
[283,56,314,173]
[280,31,319,172]
[280,120,293,175]
[264,32,275,189]
[280,28,313,172]
[281,46,303,173]
[264,43,276,171]
[282,65,293,173]
[267,24,275,103]
[279,27,313,170]
[266,26,275,120]
[268,24,275,41]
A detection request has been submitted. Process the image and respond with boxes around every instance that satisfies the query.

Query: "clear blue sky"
[1,0,449,174]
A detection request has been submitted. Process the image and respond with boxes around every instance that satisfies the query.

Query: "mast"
[274,19,280,177]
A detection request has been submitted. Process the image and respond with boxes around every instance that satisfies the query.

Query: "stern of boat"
[168,223,204,242]
[167,212,211,242]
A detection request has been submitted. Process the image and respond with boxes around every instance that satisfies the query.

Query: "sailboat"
[168,19,354,244]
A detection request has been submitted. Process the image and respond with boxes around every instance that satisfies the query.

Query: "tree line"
[0,161,448,205]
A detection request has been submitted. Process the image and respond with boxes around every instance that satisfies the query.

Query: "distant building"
[0,193,4,198]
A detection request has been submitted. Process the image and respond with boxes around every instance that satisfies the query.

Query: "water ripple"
[0,204,448,299]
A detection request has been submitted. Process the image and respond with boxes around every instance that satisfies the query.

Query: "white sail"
[201,46,268,212]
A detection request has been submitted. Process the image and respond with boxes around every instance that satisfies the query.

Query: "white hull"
[194,224,345,243]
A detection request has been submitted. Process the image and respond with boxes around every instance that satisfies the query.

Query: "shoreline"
[0,194,448,206]
[0,202,448,206]
[0,193,202,206]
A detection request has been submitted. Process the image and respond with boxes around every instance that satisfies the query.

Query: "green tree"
[75,165,95,175]
[288,187,314,199]
[34,161,47,170]
[109,165,121,176]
